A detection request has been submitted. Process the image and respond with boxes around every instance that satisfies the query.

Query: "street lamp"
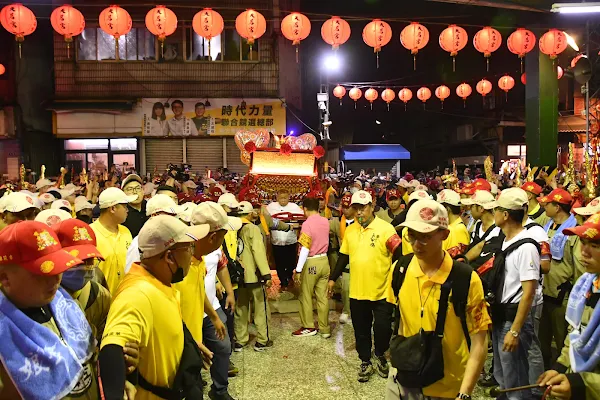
[317,52,342,142]
[323,54,341,72]
[552,2,600,13]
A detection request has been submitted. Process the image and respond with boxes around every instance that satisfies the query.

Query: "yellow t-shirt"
[443,218,470,257]
[340,217,400,304]
[101,264,183,400]
[174,257,206,344]
[398,252,491,398]
[401,227,413,255]
[91,220,132,294]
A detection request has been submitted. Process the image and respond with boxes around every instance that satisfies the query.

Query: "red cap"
[472,178,492,192]
[194,194,209,204]
[0,221,83,276]
[225,181,237,191]
[52,219,105,261]
[209,187,224,201]
[341,193,352,208]
[247,194,261,207]
[463,182,474,189]
[177,192,194,204]
[365,188,376,198]
[386,189,400,201]
[521,182,543,195]
[462,187,476,196]
[538,188,572,205]
[564,212,600,240]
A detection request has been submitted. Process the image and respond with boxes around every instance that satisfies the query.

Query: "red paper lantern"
[400,22,429,70]
[0,64,5,75]
[381,88,396,110]
[398,88,412,111]
[365,88,379,110]
[507,28,536,71]
[435,85,451,109]
[281,12,311,62]
[145,6,177,42]
[363,19,392,68]
[313,145,325,159]
[99,5,131,39]
[244,141,257,154]
[476,79,493,97]
[1,3,37,57]
[521,73,527,85]
[539,29,568,59]
[236,9,266,45]
[349,87,362,109]
[333,85,346,105]
[417,87,431,109]
[557,65,564,79]
[51,5,85,42]
[473,27,502,71]
[498,75,515,93]
[321,16,351,50]
[439,25,468,71]
[193,8,224,40]
[456,83,472,107]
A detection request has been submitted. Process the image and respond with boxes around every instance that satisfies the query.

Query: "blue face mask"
[61,268,95,291]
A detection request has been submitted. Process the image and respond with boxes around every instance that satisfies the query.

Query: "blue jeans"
[492,308,543,400]
[203,308,231,395]
[528,305,544,397]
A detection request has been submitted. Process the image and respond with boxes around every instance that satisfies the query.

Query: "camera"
[167,163,192,182]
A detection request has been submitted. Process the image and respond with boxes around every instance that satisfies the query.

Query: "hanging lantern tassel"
[463,99,466,108]
[520,57,524,74]
[441,101,444,110]
[160,38,164,58]
[208,40,211,61]
[17,38,23,59]
[413,51,417,71]
[404,103,407,111]
[452,52,457,72]
[486,54,490,72]
[248,38,254,61]
[354,101,357,110]
[66,41,71,59]
[387,103,390,111]
[376,48,380,69]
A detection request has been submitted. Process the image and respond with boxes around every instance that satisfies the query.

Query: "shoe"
[478,373,498,387]
[208,390,236,400]
[233,342,245,352]
[320,332,331,339]
[228,361,239,377]
[292,327,318,337]
[254,340,274,352]
[374,356,389,378]
[339,313,350,324]
[357,361,373,383]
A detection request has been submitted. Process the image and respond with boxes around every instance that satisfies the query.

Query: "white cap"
[191,202,242,232]
[35,209,72,227]
[0,195,7,213]
[351,190,372,205]
[138,215,210,259]
[397,179,409,188]
[59,187,76,199]
[39,192,56,204]
[146,193,180,216]
[64,183,82,192]
[3,192,39,213]
[573,197,600,216]
[178,202,197,223]
[461,190,496,209]
[205,178,217,185]
[183,180,198,189]
[51,199,73,212]
[218,193,239,209]
[416,184,428,192]
[489,188,528,211]
[238,201,254,215]
[409,190,431,203]
[400,199,449,233]
[99,187,137,209]
[35,178,55,190]
[75,200,94,213]
[121,174,143,189]
[74,195,89,205]
[436,189,461,207]
[409,179,420,188]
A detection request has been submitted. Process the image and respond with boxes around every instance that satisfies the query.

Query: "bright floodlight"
[565,33,580,51]
[552,2,600,13]
[375,120,382,125]
[323,55,341,71]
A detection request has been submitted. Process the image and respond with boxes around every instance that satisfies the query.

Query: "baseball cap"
[51,199,73,212]
[178,202,197,224]
[147,193,181,216]
[35,178,55,190]
[386,189,400,201]
[59,187,76,199]
[0,221,82,276]
[52,219,104,261]
[75,201,94,214]
[138,215,210,259]
[35,209,72,227]
[39,193,56,204]
[538,188,572,205]
[205,178,217,185]
[191,201,242,232]
[460,187,476,196]
[573,197,600,216]
[209,187,224,201]
[194,193,209,204]
[409,179,420,188]
[98,187,137,209]
[408,190,430,203]
[121,174,143,189]
[472,178,492,192]
[436,189,461,207]
[341,193,352,208]
[4,192,38,213]
[238,201,254,215]
[521,182,543,196]
[397,179,410,188]
[564,212,600,240]
[218,193,240,209]
[461,190,496,209]
[246,194,261,207]
[183,180,198,189]
[489,188,528,211]
[399,199,449,233]
[351,190,372,206]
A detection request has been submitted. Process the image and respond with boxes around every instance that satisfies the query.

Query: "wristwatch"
[457,394,471,400]
[509,329,520,337]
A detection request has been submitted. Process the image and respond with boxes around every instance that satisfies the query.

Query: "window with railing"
[184,26,259,62]
[77,27,156,61]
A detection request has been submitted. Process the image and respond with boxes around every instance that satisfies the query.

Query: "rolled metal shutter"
[186,138,223,175]
[225,138,247,176]
[145,138,183,175]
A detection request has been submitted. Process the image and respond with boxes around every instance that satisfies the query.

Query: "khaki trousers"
[539,299,568,369]
[234,284,271,346]
[298,256,330,334]
[328,251,350,315]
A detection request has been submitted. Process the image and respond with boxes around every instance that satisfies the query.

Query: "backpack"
[222,240,244,286]
[391,254,472,350]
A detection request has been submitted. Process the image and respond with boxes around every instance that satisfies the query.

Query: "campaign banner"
[142,98,286,137]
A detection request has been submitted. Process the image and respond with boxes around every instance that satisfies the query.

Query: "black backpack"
[222,241,244,286]
[391,254,472,349]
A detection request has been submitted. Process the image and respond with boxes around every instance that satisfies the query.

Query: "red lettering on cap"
[420,207,435,221]
[26,196,33,205]
[360,193,366,198]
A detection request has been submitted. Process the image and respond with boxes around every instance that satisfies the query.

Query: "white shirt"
[167,116,193,136]
[266,201,303,246]
[524,217,551,306]
[203,248,222,318]
[500,229,541,304]
[470,221,501,246]
[125,235,140,273]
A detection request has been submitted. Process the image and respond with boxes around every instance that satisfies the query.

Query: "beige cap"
[39,192,56,204]
[74,200,94,213]
[351,190,372,205]
[436,189,461,207]
[177,202,197,224]
[51,199,73,212]
[409,179,420,188]
[146,194,181,216]
[35,209,72,227]
[461,190,496,209]
[121,174,143,189]
[397,179,409,188]
[573,197,600,216]
[400,199,449,233]
[59,187,76,199]
[489,187,528,211]
[99,187,137,209]
[138,215,210,259]
[218,193,240,209]
[408,190,430,203]
[416,184,429,192]
[4,192,39,213]
[191,201,242,232]
[35,178,55,190]
[183,180,198,189]
[238,201,254,215]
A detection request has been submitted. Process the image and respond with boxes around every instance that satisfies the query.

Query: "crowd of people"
[0,163,599,400]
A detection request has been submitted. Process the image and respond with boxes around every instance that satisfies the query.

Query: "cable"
[278,98,319,135]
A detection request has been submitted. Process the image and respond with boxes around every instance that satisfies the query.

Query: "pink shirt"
[299,214,330,256]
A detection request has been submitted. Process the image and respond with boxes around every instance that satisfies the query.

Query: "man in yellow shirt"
[99,215,210,400]
[437,189,470,258]
[388,199,491,400]
[91,187,135,294]
[327,190,402,383]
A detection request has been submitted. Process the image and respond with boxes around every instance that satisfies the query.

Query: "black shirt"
[123,201,147,237]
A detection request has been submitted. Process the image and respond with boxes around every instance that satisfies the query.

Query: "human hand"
[293,271,301,286]
[225,293,236,313]
[537,370,560,386]
[198,342,214,370]
[264,279,272,288]
[123,380,136,400]
[213,317,227,341]
[123,342,140,374]
[546,373,572,399]
[502,331,519,352]
[327,280,336,298]
[215,282,224,300]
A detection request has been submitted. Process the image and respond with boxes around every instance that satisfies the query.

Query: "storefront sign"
[142,98,286,137]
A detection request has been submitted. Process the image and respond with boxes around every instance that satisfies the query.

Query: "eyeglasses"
[406,230,438,246]
[171,243,195,255]
[124,186,143,194]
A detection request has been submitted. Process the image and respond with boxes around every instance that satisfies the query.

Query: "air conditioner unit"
[456,124,473,141]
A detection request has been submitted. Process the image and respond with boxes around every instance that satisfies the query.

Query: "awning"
[340,144,410,161]
[45,99,137,111]
[558,115,587,133]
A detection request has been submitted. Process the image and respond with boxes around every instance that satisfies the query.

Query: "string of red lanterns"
[50,4,85,59]
[0,3,36,58]
[473,26,502,71]
[400,22,429,70]
[417,87,432,109]
[192,8,224,59]
[145,6,178,57]
[362,19,392,68]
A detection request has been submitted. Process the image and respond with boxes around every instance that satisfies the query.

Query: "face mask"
[61,268,95,291]
[169,255,185,283]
